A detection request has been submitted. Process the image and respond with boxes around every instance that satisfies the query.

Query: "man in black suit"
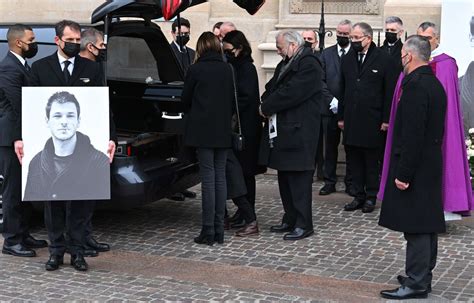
[379,35,446,300]
[338,22,397,213]
[0,24,48,258]
[380,16,404,74]
[319,19,354,196]
[170,17,195,75]
[29,20,116,271]
[259,30,322,240]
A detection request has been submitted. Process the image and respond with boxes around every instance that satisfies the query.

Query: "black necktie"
[24,61,31,72]
[340,49,346,62]
[63,60,71,83]
[387,46,392,55]
[358,53,365,70]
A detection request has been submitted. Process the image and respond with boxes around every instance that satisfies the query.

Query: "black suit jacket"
[320,44,348,116]
[0,52,31,146]
[338,42,398,148]
[170,42,195,75]
[31,52,116,142]
[380,39,403,75]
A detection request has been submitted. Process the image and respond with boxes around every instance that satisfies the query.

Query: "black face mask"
[304,41,313,49]
[351,41,364,53]
[61,41,80,58]
[385,32,399,44]
[336,36,350,48]
[22,41,38,59]
[176,35,190,47]
[224,50,237,63]
[91,44,107,62]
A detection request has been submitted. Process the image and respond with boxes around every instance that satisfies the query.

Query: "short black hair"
[55,20,81,38]
[222,30,252,58]
[46,91,81,119]
[6,24,33,43]
[212,22,223,31]
[171,17,191,33]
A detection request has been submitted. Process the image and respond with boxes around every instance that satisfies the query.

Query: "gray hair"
[353,22,373,38]
[338,19,352,27]
[385,16,403,27]
[80,28,103,51]
[418,21,438,37]
[404,35,431,62]
[276,30,304,47]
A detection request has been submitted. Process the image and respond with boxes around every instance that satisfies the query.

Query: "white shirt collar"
[173,40,187,52]
[431,44,443,58]
[57,51,75,66]
[10,51,26,66]
[337,44,350,56]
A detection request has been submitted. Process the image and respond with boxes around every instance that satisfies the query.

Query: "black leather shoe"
[2,244,36,257]
[168,192,185,201]
[45,255,64,271]
[362,200,376,213]
[194,233,215,246]
[230,218,246,229]
[343,199,364,211]
[319,184,336,196]
[283,228,314,240]
[86,237,110,252]
[23,235,48,248]
[380,286,428,300]
[182,189,197,198]
[71,254,88,271]
[270,223,293,233]
[228,210,242,224]
[83,248,99,257]
[397,275,432,293]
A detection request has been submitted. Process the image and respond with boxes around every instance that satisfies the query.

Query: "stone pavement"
[0,174,473,302]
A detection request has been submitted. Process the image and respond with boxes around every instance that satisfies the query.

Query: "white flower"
[468,149,474,158]
[466,139,472,147]
[469,128,474,135]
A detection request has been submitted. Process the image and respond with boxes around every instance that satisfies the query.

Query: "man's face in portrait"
[47,101,80,141]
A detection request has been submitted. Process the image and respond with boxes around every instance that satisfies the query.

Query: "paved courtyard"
[0,174,473,302]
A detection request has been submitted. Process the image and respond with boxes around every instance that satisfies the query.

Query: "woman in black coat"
[181,32,233,245]
[222,30,264,236]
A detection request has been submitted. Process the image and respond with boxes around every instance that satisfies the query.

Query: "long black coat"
[379,66,446,233]
[259,47,322,171]
[0,52,31,146]
[380,39,403,75]
[230,55,263,176]
[181,51,233,148]
[338,42,398,148]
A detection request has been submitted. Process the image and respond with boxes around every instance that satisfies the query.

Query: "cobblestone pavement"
[0,174,473,302]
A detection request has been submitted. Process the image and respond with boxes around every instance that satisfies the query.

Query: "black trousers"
[345,145,380,202]
[44,200,90,256]
[324,115,352,187]
[403,233,438,290]
[0,146,33,246]
[277,170,314,230]
[66,201,96,245]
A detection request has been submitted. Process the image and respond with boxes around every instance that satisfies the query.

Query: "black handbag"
[230,64,245,151]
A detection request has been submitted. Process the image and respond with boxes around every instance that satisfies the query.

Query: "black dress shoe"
[270,223,293,233]
[168,192,186,201]
[23,235,48,248]
[45,255,64,271]
[343,199,364,211]
[71,254,88,271]
[83,248,99,257]
[230,218,246,229]
[193,233,215,246]
[362,200,376,213]
[397,275,432,293]
[319,184,336,196]
[2,244,36,257]
[228,210,242,224]
[182,189,197,198]
[283,228,314,240]
[86,237,110,252]
[380,286,428,300]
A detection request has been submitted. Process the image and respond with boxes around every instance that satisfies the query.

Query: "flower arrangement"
[467,128,474,188]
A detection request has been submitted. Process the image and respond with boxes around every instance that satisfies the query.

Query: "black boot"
[194,226,215,246]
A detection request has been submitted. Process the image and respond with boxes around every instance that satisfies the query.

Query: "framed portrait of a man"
[21,87,110,201]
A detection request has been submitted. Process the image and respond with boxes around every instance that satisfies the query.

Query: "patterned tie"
[63,60,71,83]
[24,61,31,72]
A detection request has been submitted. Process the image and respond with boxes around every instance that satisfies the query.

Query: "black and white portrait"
[21,87,110,201]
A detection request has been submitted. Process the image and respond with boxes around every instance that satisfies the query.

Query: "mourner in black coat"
[338,23,398,213]
[379,36,446,300]
[259,31,322,241]
[0,25,48,258]
[182,33,233,245]
[380,16,405,75]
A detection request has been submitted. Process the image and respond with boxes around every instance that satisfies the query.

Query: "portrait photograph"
[21,87,110,201]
